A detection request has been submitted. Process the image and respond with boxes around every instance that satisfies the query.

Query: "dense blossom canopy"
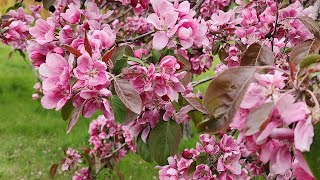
[0,0,320,179]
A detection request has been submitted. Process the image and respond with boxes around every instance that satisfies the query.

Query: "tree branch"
[191,76,214,87]
[107,7,133,24]
[116,30,155,43]
[192,0,206,11]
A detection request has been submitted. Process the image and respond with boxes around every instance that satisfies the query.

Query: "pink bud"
[182,150,193,159]
[140,0,149,9]
[131,0,138,7]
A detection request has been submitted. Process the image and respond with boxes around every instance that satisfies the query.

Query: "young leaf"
[149,120,182,165]
[299,54,320,69]
[299,16,320,39]
[244,102,274,136]
[102,46,116,63]
[290,39,320,66]
[183,96,208,114]
[240,43,274,66]
[137,136,153,163]
[304,123,320,179]
[64,45,82,57]
[84,31,92,57]
[113,56,128,74]
[114,78,142,114]
[152,49,161,63]
[201,66,258,133]
[61,99,75,121]
[109,95,126,123]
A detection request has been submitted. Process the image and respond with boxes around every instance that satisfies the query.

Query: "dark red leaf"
[102,46,116,63]
[84,31,92,57]
[290,39,320,66]
[240,43,275,66]
[200,66,258,133]
[114,78,142,114]
[50,164,59,178]
[64,45,82,57]
[1,19,14,28]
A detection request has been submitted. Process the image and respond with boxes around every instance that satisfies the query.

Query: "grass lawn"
[0,45,216,179]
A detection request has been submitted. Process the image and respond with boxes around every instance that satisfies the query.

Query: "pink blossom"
[147,0,178,50]
[274,94,308,125]
[294,117,314,152]
[73,54,109,87]
[73,167,91,180]
[61,3,81,24]
[29,18,55,45]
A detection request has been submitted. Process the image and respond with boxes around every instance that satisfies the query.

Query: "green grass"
[0,46,217,179]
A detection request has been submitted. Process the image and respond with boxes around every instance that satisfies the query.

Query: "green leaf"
[111,46,134,74]
[152,49,161,63]
[149,120,182,165]
[127,56,146,66]
[137,136,153,163]
[188,111,203,127]
[240,43,275,66]
[109,95,126,123]
[304,123,320,179]
[299,54,320,69]
[61,100,74,121]
[290,39,320,66]
[244,102,274,136]
[113,56,128,74]
[200,66,258,133]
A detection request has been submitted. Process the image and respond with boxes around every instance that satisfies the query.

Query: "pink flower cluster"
[158,134,249,179]
[72,167,91,180]
[124,16,153,35]
[26,2,118,119]
[200,0,231,19]
[0,7,35,50]
[125,55,191,140]
[147,0,209,50]
[61,148,82,171]
[88,115,135,162]
[230,71,315,179]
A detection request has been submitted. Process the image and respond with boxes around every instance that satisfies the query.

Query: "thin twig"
[116,30,155,43]
[107,7,133,24]
[192,0,206,11]
[191,76,214,87]
[271,0,279,52]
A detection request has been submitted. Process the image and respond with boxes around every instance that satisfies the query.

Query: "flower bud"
[182,150,193,159]
[131,0,138,8]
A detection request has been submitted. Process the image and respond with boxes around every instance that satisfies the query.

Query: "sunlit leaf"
[109,95,126,123]
[299,16,320,39]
